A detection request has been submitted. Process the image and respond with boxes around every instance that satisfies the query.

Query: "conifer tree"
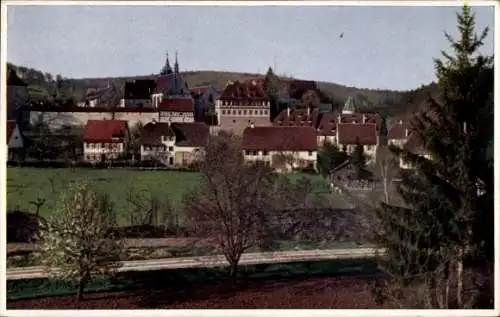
[372,5,493,308]
[351,137,368,180]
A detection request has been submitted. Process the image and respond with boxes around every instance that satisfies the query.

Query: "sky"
[6,3,496,91]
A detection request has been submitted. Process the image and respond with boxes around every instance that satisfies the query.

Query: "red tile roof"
[337,123,378,145]
[403,132,426,155]
[242,126,318,151]
[272,108,321,128]
[159,98,195,112]
[171,122,210,147]
[288,80,317,99]
[317,112,338,136]
[140,122,175,146]
[6,120,17,145]
[153,74,189,95]
[83,120,128,143]
[219,81,268,102]
[388,122,407,140]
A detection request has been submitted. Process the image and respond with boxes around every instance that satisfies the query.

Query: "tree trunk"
[456,250,464,308]
[76,280,85,302]
[229,261,238,280]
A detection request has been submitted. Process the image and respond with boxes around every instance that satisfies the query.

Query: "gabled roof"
[317,112,338,136]
[153,74,190,95]
[288,80,317,99]
[242,126,318,151]
[337,123,378,145]
[219,80,268,102]
[272,108,321,128]
[388,122,407,140]
[159,98,195,112]
[124,79,156,100]
[83,120,128,143]
[403,132,427,155]
[171,122,210,147]
[140,122,175,146]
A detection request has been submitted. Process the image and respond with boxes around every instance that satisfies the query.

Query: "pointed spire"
[174,50,179,74]
[160,51,173,75]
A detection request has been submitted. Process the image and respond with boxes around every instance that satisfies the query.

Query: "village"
[6,52,422,174]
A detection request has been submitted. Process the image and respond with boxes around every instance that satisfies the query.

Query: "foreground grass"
[7,257,378,301]
[7,168,330,225]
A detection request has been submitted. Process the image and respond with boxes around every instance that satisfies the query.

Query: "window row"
[245,150,315,156]
[143,145,174,152]
[221,109,269,116]
[220,101,268,106]
[85,143,121,150]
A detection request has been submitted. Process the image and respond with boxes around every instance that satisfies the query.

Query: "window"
[163,145,167,151]
[238,110,242,115]
[308,151,313,156]
[264,110,268,115]
[168,146,174,152]
[243,110,247,115]
[222,110,226,115]
[245,150,251,155]
[101,143,105,149]
[259,110,263,115]
[262,150,269,156]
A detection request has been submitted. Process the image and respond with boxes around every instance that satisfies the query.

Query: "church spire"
[160,51,173,75]
[174,50,179,74]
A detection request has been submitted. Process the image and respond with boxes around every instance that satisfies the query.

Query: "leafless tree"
[375,146,399,204]
[183,135,278,277]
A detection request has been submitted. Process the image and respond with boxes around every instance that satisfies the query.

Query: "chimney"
[287,107,290,117]
[362,114,366,124]
[307,107,310,116]
[399,120,403,125]
[250,122,255,128]
[337,114,341,123]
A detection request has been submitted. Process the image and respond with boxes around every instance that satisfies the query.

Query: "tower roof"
[342,96,357,113]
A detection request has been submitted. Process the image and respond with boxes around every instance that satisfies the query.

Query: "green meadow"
[6,168,330,225]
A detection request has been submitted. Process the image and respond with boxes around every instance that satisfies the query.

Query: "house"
[387,120,410,148]
[82,120,129,162]
[7,68,29,123]
[158,98,195,123]
[337,123,379,162]
[190,85,219,121]
[215,80,271,136]
[140,121,176,165]
[317,112,338,146]
[170,122,210,167]
[79,83,122,108]
[242,126,318,172]
[120,79,156,108]
[6,120,24,161]
[272,107,321,128]
[399,131,430,169]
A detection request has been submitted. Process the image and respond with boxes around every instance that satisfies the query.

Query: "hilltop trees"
[37,182,123,302]
[373,5,494,308]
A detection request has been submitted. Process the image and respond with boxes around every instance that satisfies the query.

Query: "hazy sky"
[6,4,495,91]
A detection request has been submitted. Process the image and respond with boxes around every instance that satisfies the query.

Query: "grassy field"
[7,168,330,225]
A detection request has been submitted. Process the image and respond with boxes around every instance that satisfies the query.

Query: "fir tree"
[317,142,348,178]
[266,67,280,120]
[373,5,493,308]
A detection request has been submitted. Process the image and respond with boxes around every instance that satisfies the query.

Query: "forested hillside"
[7,62,437,118]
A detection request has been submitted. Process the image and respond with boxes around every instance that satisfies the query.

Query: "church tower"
[160,51,173,75]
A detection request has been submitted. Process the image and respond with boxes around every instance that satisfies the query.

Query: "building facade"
[215,80,272,136]
[82,120,129,162]
[242,126,318,172]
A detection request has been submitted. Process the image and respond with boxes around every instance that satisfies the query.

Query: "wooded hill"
[8,62,437,119]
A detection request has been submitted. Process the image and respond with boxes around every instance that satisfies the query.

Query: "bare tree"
[183,135,277,278]
[375,146,399,204]
[37,181,122,302]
